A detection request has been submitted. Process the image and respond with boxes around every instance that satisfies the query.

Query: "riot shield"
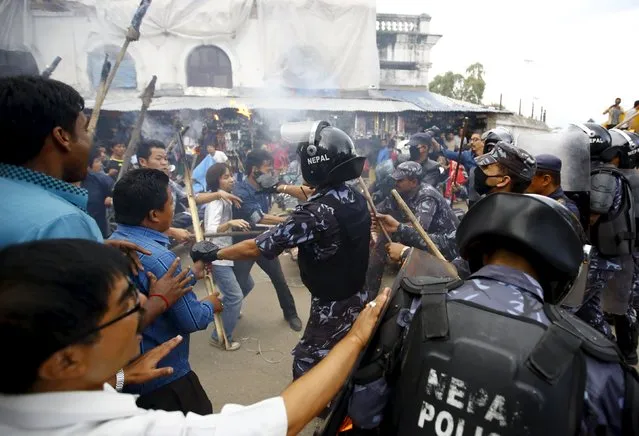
[316,248,458,436]
[517,128,591,230]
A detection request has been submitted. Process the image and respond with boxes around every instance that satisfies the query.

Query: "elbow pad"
[590,172,617,214]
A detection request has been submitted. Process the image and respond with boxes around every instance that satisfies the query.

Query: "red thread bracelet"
[149,294,170,310]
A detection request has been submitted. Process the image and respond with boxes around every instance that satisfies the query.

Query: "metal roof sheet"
[380,89,509,113]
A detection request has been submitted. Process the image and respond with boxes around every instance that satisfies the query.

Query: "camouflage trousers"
[292,290,370,380]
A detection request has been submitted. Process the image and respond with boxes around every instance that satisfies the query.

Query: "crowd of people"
[0,75,638,435]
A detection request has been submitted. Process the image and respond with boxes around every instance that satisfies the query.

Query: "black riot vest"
[620,168,639,249]
[297,189,370,302]
[385,277,629,436]
[591,166,636,255]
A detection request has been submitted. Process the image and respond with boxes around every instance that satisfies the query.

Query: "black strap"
[527,323,582,385]
[616,231,636,244]
[421,290,449,340]
[623,368,639,435]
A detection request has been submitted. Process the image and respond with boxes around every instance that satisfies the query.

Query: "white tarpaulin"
[257,0,380,90]
[79,0,253,39]
[79,0,380,90]
[0,0,27,50]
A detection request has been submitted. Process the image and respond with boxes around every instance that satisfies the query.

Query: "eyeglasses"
[77,281,141,340]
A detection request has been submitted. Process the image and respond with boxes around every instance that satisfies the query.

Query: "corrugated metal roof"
[380,89,509,113]
[84,95,424,113]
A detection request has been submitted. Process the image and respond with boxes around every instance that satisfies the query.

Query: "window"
[186,45,232,88]
[87,45,137,89]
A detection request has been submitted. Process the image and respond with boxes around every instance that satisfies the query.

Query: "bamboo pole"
[358,177,391,242]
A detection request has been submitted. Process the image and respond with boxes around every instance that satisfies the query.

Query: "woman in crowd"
[204,163,251,351]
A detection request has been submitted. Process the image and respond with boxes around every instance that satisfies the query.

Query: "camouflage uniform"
[575,174,627,338]
[548,186,581,220]
[256,183,369,380]
[348,265,627,433]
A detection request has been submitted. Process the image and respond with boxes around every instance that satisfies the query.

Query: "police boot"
[613,314,639,365]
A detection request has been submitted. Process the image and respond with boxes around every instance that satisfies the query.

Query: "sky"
[376,0,639,128]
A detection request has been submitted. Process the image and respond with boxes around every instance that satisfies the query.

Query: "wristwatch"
[115,369,125,392]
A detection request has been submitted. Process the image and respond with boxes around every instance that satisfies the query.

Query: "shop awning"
[379,89,510,113]
[85,95,425,113]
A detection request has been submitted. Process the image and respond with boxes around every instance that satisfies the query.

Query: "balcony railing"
[376,13,431,33]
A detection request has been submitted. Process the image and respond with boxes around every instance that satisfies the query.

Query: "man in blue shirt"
[82,146,115,238]
[110,168,222,414]
[231,149,302,332]
[0,75,208,395]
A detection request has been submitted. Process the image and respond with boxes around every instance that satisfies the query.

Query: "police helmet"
[569,123,613,161]
[481,127,513,153]
[281,121,365,187]
[457,193,585,304]
[609,129,639,169]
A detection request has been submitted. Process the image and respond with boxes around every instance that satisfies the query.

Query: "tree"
[429,63,486,104]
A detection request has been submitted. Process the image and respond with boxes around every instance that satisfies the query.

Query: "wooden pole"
[117,76,157,181]
[449,117,469,207]
[391,189,459,278]
[615,111,639,130]
[358,177,391,242]
[178,130,230,349]
[87,0,152,137]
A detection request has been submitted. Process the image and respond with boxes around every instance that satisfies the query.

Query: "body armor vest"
[297,189,370,302]
[383,277,629,436]
[591,166,636,256]
[619,168,639,249]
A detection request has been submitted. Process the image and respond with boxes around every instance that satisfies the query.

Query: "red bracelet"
[149,294,170,311]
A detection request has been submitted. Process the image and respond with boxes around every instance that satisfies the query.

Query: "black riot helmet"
[457,193,585,304]
[481,127,513,153]
[570,122,613,162]
[281,121,365,188]
[609,129,639,169]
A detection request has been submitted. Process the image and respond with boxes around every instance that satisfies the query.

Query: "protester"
[0,238,390,436]
[192,132,229,194]
[0,76,197,334]
[621,100,639,132]
[136,139,241,239]
[110,168,222,414]
[603,97,625,129]
[105,141,127,180]
[204,163,250,351]
[82,146,114,238]
[230,149,303,332]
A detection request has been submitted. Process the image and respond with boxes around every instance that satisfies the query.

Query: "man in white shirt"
[0,238,389,436]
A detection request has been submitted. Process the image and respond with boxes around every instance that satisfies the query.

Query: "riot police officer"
[473,141,537,195]
[406,132,448,188]
[576,123,638,364]
[526,153,581,219]
[191,121,371,380]
[338,193,639,436]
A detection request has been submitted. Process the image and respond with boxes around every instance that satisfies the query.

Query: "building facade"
[376,13,442,90]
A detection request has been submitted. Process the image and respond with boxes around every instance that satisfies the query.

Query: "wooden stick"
[205,230,264,238]
[449,117,469,207]
[87,0,152,137]
[614,111,639,130]
[183,164,231,349]
[391,189,459,278]
[358,177,391,242]
[117,76,157,181]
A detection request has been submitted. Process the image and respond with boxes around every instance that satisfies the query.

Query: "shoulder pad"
[401,276,463,295]
[545,305,621,363]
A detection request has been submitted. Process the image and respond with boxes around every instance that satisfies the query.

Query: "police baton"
[391,189,459,279]
[449,117,469,207]
[358,177,392,242]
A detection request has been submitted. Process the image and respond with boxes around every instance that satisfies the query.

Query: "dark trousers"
[233,255,298,319]
[136,371,212,415]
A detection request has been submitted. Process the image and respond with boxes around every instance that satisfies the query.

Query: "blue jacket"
[109,224,214,394]
[441,148,477,170]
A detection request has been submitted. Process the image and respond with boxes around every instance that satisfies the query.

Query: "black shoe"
[286,315,303,332]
